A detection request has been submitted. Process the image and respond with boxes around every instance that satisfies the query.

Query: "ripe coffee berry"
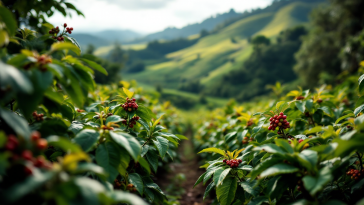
[121,98,139,112]
[37,139,48,150]
[32,111,44,122]
[268,112,289,131]
[223,159,243,168]
[31,131,41,141]
[122,116,140,128]
[296,96,305,100]
[22,150,33,161]
[298,139,304,143]
[317,99,323,103]
[64,23,67,27]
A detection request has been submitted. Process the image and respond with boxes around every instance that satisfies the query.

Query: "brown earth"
[154,132,213,205]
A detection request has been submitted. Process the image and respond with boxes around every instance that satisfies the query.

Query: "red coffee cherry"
[64,23,67,27]
[37,139,48,150]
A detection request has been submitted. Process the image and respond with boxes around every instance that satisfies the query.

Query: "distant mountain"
[93,29,143,43]
[72,29,143,49]
[130,9,243,43]
[71,33,110,49]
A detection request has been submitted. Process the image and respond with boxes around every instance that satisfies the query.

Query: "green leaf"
[250,157,283,180]
[66,36,82,51]
[335,113,355,125]
[275,139,294,154]
[152,114,164,129]
[138,119,150,132]
[0,62,33,95]
[75,163,107,180]
[358,74,364,95]
[109,131,141,161]
[198,147,226,156]
[3,170,55,203]
[128,173,144,196]
[0,6,17,36]
[153,136,169,159]
[146,148,159,173]
[0,108,31,138]
[142,177,166,199]
[136,104,155,123]
[204,181,215,200]
[276,101,289,113]
[253,144,286,155]
[295,101,306,113]
[105,115,123,124]
[297,150,318,171]
[123,87,134,98]
[96,142,121,182]
[72,129,100,152]
[47,136,82,153]
[175,134,188,140]
[205,166,223,185]
[217,168,232,186]
[51,42,81,55]
[260,164,299,178]
[109,190,147,205]
[302,167,332,196]
[216,176,237,205]
[80,58,108,75]
[304,126,323,134]
[354,104,364,116]
[194,173,206,188]
[240,180,260,197]
[225,132,237,143]
[138,157,151,174]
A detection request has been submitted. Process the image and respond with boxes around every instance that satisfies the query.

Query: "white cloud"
[103,0,174,10]
[48,0,272,33]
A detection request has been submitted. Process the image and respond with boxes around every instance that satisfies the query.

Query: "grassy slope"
[121,2,316,103]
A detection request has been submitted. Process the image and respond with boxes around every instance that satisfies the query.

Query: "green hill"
[123,0,323,90]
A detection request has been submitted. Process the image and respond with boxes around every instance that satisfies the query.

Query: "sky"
[48,0,272,34]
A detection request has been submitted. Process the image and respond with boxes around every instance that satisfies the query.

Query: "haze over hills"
[129,9,242,43]
[122,0,326,94]
[73,9,249,49]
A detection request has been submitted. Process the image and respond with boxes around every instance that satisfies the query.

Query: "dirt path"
[155,131,212,205]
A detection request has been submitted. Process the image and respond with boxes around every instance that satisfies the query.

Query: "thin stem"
[357,152,363,171]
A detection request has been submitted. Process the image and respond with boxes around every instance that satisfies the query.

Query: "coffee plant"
[0,4,187,205]
[194,69,364,204]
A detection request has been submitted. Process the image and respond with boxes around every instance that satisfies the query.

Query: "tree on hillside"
[294,0,364,86]
[108,42,127,64]
[208,26,307,100]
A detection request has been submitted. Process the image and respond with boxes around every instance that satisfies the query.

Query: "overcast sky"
[48,0,272,34]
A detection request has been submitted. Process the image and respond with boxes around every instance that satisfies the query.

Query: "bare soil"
[154,132,213,205]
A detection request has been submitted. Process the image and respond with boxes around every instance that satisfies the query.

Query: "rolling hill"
[122,0,325,91]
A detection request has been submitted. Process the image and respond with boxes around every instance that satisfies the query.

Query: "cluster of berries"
[297,180,304,192]
[127,184,137,192]
[4,132,50,176]
[346,168,363,180]
[113,179,124,189]
[296,96,305,100]
[32,111,44,122]
[121,98,139,112]
[49,23,73,41]
[101,125,114,131]
[242,136,254,144]
[268,112,290,131]
[76,108,85,113]
[36,55,52,71]
[223,159,243,168]
[246,119,253,127]
[122,116,140,128]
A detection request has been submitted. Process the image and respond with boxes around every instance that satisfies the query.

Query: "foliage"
[194,63,364,204]
[294,0,364,87]
[0,5,187,205]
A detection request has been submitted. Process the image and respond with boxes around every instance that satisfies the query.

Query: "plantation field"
[123,1,318,89]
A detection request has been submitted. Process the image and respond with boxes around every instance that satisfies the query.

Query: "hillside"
[71,29,143,49]
[123,0,324,90]
[129,9,242,43]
